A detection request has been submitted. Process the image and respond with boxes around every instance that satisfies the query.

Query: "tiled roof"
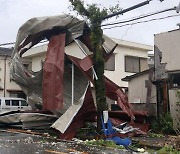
[0,47,13,56]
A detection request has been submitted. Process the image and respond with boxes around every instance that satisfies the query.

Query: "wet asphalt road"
[0,130,68,154]
[0,129,130,154]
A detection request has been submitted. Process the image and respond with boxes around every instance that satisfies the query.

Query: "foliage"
[148,132,164,138]
[157,146,180,154]
[69,0,121,23]
[176,90,180,106]
[151,113,175,134]
[85,139,124,150]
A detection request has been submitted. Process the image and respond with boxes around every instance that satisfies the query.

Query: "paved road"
[0,129,130,154]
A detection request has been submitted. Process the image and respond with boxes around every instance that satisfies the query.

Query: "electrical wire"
[102,7,176,27]
[103,14,180,30]
[0,7,178,47]
[0,39,48,47]
[0,42,15,46]
[65,7,178,33]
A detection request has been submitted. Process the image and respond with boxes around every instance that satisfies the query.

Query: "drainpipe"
[4,56,7,97]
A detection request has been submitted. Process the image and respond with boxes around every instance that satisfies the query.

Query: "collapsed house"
[7,15,148,139]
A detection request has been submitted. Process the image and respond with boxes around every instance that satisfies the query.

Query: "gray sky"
[0,0,180,46]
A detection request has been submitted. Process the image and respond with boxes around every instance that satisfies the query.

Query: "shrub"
[157,146,180,154]
[151,113,175,134]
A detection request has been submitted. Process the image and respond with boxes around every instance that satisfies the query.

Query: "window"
[5,100,10,106]
[140,58,148,72]
[125,56,139,73]
[22,62,32,71]
[125,56,148,73]
[12,100,19,106]
[169,73,180,88]
[9,91,26,99]
[105,54,115,71]
[21,100,28,106]
[23,64,29,69]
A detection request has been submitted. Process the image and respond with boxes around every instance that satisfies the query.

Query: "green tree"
[69,0,120,131]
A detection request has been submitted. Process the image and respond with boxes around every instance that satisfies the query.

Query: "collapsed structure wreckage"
[4,15,149,139]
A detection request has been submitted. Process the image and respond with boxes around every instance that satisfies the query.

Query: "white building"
[0,37,153,101]
[22,38,153,90]
[104,38,153,90]
[0,47,26,98]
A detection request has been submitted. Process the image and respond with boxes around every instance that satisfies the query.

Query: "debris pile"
[2,15,149,144]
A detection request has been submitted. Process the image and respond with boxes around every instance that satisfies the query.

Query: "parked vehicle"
[0,97,32,112]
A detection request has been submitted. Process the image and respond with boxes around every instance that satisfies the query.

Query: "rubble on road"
[0,110,57,129]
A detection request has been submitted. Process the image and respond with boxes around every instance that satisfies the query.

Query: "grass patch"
[84,139,124,150]
[157,146,180,154]
[147,132,164,138]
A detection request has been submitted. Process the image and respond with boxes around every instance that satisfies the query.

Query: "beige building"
[0,47,26,98]
[122,69,156,116]
[155,28,180,132]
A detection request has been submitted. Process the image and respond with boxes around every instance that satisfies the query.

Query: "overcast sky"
[0,0,180,46]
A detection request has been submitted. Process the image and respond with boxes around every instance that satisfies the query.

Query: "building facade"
[154,28,180,133]
[104,38,153,90]
[23,39,153,89]
[0,47,26,98]
[122,69,156,116]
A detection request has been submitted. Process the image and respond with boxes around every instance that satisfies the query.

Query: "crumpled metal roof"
[12,14,87,57]
[10,14,135,139]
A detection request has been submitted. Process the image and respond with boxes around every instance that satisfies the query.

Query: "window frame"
[12,100,20,106]
[125,56,140,73]
[125,56,147,73]
[169,72,180,89]
[5,100,11,106]
[104,54,115,71]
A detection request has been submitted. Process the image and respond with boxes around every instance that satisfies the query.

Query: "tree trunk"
[90,24,108,131]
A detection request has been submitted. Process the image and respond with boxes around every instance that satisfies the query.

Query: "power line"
[102,7,176,27]
[68,7,178,32]
[0,39,48,47]
[0,42,15,46]
[102,0,155,20]
[0,7,179,47]
[103,14,180,30]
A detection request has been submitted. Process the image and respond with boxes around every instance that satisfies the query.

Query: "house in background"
[23,38,153,88]
[104,38,153,92]
[154,28,180,133]
[22,37,153,110]
[122,68,156,116]
[0,38,153,104]
[121,51,156,116]
[0,47,26,98]
[121,28,180,132]
[148,52,154,67]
